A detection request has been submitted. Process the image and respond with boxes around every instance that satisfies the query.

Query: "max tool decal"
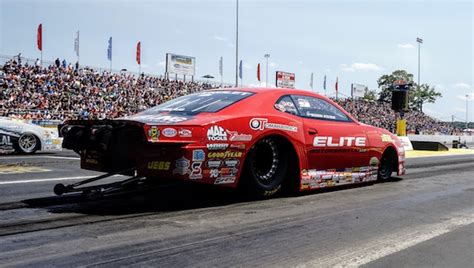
[207,126,227,141]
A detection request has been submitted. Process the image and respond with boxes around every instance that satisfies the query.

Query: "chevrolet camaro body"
[60,88,405,196]
[0,117,62,154]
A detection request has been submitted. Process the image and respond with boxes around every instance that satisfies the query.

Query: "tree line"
[362,70,442,112]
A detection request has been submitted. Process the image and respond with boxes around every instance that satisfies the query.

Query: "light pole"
[416,37,423,86]
[235,0,239,87]
[264,54,270,87]
[466,94,469,129]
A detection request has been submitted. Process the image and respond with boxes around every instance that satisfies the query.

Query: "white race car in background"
[0,117,62,154]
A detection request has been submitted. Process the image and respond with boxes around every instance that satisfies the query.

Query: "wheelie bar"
[53,167,143,197]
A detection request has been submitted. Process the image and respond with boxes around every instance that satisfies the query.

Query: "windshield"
[138,90,254,116]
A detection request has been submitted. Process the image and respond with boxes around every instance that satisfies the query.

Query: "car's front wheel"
[377,150,396,180]
[242,137,288,198]
[16,133,39,154]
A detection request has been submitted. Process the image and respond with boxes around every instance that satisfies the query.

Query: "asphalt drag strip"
[0,153,472,266]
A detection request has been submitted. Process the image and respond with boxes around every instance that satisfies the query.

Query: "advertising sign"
[166,53,196,76]
[351,83,367,98]
[275,71,295,88]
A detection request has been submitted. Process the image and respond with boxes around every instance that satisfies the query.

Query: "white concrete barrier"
[408,134,474,147]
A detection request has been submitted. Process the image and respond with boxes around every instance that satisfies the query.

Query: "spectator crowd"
[336,99,460,135]
[0,59,218,120]
[0,58,460,135]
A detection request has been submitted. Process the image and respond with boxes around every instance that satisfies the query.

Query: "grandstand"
[0,56,461,135]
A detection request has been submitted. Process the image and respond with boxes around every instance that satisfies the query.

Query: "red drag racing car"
[59,88,405,197]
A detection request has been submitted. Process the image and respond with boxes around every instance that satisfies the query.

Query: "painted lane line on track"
[0,176,95,185]
[0,174,123,185]
[297,214,474,267]
[0,155,80,160]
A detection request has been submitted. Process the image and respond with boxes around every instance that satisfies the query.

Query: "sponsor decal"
[207,125,227,141]
[381,134,394,143]
[224,159,240,168]
[250,118,267,130]
[189,162,203,179]
[148,126,160,142]
[249,118,298,132]
[192,149,205,161]
[210,168,219,178]
[301,169,312,180]
[179,129,192,138]
[227,131,252,141]
[207,160,222,168]
[306,112,336,120]
[230,143,246,150]
[297,99,311,108]
[133,114,189,123]
[207,143,229,151]
[369,157,379,167]
[274,103,286,112]
[162,128,177,138]
[0,135,12,146]
[214,176,236,185]
[220,167,238,176]
[300,166,378,190]
[147,161,171,170]
[208,151,243,159]
[85,158,99,164]
[173,157,190,175]
[313,136,366,147]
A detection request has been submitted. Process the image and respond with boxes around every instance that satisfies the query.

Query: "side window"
[291,95,351,122]
[274,96,299,116]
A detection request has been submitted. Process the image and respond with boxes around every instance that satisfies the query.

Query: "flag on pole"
[74,31,79,57]
[239,60,243,79]
[136,41,141,65]
[107,37,112,61]
[37,24,42,51]
[335,76,339,92]
[257,63,261,82]
[219,56,223,76]
[310,72,314,89]
[323,75,327,90]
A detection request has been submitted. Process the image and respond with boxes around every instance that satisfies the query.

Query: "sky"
[0,0,472,122]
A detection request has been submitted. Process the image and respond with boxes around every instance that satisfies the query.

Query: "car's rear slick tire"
[241,137,288,198]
